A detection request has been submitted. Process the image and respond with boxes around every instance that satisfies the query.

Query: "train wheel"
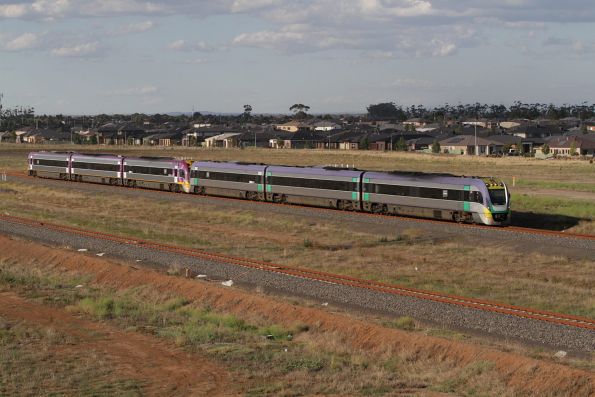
[337,200,345,210]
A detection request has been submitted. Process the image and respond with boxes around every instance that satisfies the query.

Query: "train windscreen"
[488,189,507,205]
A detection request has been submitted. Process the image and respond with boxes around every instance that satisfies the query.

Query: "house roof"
[546,135,595,149]
[439,135,501,146]
[205,133,242,141]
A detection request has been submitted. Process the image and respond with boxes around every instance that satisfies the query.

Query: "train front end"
[478,178,510,226]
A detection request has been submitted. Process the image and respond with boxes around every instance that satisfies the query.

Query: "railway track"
[1,212,593,332]
[4,171,595,242]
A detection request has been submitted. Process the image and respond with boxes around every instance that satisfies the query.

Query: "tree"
[580,123,588,134]
[396,136,407,151]
[289,104,310,119]
[276,138,285,149]
[569,141,578,156]
[242,104,252,119]
[366,102,406,120]
[361,136,369,150]
[431,140,441,154]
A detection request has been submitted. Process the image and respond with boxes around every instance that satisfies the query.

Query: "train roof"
[266,165,362,177]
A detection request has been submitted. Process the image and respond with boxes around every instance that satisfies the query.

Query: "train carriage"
[123,157,190,192]
[70,153,123,185]
[361,172,509,225]
[265,166,364,210]
[190,161,267,200]
[28,151,71,180]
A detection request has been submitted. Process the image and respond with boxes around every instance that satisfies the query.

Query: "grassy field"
[0,255,518,396]
[1,180,593,319]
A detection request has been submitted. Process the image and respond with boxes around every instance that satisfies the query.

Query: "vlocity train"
[28,151,511,226]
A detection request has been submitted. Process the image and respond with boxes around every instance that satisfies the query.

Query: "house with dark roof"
[21,129,71,144]
[546,135,595,156]
[509,125,563,139]
[282,130,325,149]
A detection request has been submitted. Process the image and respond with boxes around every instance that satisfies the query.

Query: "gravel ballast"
[1,219,593,353]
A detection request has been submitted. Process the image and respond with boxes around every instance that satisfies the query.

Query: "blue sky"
[1,0,594,115]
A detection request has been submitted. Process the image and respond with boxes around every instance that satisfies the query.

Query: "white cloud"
[108,86,158,96]
[167,39,214,52]
[1,32,41,51]
[118,20,154,34]
[51,41,99,57]
[231,0,279,13]
[0,4,28,18]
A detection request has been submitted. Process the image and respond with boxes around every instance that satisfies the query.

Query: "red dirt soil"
[0,291,233,396]
[0,234,593,396]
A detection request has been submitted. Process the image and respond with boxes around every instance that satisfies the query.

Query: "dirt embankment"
[0,234,593,396]
[0,292,232,396]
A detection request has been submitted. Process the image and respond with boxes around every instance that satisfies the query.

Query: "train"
[27,151,511,226]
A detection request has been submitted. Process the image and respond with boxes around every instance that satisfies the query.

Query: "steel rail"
[4,171,595,242]
[0,213,594,331]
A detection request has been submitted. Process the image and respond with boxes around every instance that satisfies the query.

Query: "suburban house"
[14,127,35,143]
[21,129,71,144]
[0,131,14,142]
[143,131,185,146]
[275,120,311,132]
[509,125,562,139]
[280,131,325,149]
[439,135,503,155]
[402,118,428,128]
[546,135,595,156]
[311,120,341,131]
[462,119,499,129]
[499,119,529,129]
[204,133,241,148]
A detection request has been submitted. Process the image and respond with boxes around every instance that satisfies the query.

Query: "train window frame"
[267,175,356,191]
[196,170,261,184]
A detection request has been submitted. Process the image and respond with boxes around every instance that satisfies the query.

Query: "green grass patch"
[512,193,595,220]
[515,179,595,193]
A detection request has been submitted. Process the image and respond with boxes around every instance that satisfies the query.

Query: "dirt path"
[0,292,234,397]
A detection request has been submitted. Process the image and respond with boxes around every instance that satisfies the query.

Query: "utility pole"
[474,108,479,156]
[0,92,3,129]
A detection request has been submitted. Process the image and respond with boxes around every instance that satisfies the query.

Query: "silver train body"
[29,152,510,226]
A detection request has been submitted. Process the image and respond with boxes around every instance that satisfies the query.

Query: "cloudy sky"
[1,0,594,114]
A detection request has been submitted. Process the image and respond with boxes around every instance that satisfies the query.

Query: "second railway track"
[0,213,593,333]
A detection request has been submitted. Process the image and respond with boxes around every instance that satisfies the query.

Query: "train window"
[268,176,355,191]
[367,183,469,202]
[197,170,260,184]
[125,165,170,176]
[488,189,506,205]
[72,162,119,172]
[470,191,483,203]
[35,159,68,167]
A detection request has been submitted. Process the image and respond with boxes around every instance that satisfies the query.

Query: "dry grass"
[1,180,593,318]
[0,321,143,396]
[0,257,515,396]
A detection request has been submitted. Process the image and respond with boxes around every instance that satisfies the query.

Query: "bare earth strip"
[0,234,592,396]
[0,292,232,396]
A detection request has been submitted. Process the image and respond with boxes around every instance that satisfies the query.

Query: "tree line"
[366,101,595,122]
